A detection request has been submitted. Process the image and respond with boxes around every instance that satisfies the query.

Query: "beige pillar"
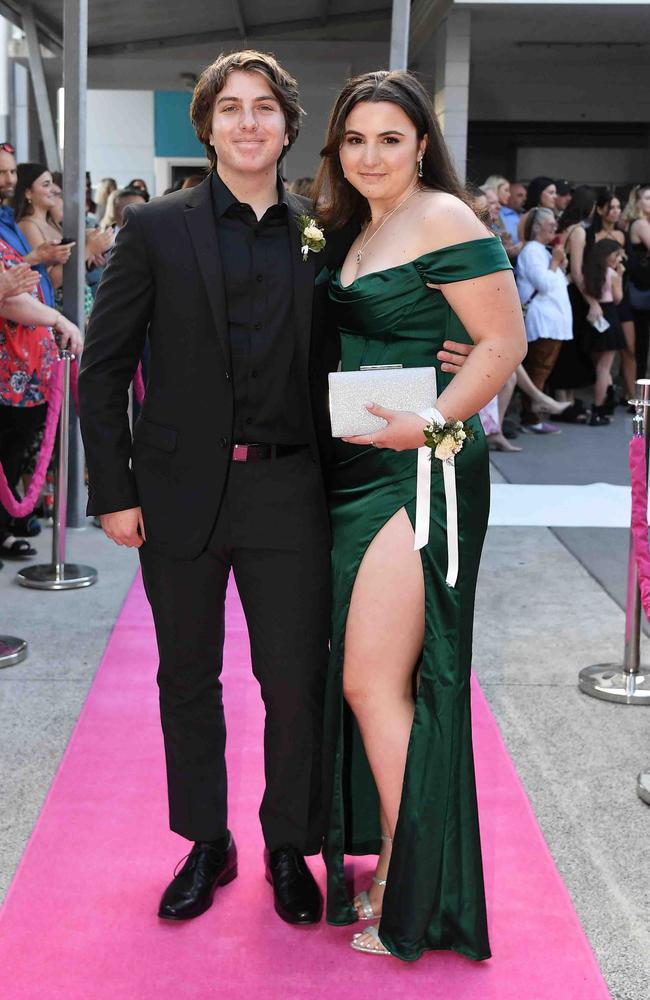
[433,9,471,182]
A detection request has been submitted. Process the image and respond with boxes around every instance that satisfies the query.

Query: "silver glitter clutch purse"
[328,365,438,437]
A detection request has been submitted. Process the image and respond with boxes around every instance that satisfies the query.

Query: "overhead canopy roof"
[0,1,394,55]
[4,2,649,108]
[5,1,648,75]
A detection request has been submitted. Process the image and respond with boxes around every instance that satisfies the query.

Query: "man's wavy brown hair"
[190,50,304,170]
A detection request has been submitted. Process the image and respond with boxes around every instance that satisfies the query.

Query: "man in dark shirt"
[80,51,329,928]
[212,171,307,444]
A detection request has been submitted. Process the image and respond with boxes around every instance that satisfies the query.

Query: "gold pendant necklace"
[356,185,419,263]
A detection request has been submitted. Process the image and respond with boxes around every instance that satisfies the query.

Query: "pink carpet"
[0,575,611,999]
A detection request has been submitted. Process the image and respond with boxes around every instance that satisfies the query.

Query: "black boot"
[158,832,237,920]
[265,846,323,925]
[602,385,617,416]
[589,405,611,427]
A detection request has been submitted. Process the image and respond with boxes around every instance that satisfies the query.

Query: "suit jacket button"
[220,437,228,448]
[225,371,231,381]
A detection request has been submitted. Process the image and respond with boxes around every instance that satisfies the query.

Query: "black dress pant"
[139,449,331,854]
[0,403,47,537]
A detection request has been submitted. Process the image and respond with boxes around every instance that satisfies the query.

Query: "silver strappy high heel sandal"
[355,833,391,921]
[350,924,390,955]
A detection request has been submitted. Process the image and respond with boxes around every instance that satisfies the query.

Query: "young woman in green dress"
[313,71,527,959]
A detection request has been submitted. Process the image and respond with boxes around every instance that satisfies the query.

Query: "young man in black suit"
[80,50,334,927]
[80,48,471,928]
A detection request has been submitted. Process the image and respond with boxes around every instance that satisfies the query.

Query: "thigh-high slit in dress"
[322,237,512,962]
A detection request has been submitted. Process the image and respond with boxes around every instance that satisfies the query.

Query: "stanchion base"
[637,771,650,805]
[17,563,98,591]
[0,635,28,668]
[578,663,650,704]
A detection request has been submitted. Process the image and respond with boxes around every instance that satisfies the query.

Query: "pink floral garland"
[629,434,650,620]
[0,358,145,519]
[0,360,63,517]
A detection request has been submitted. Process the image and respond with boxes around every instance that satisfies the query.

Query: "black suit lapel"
[183,178,231,370]
[286,194,317,368]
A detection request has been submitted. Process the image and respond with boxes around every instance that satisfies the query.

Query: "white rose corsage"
[298,214,326,263]
[423,417,475,462]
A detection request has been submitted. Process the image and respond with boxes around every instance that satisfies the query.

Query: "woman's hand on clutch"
[342,403,430,451]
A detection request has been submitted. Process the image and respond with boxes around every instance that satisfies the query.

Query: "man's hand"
[0,263,39,303]
[436,339,474,374]
[100,507,146,547]
[26,240,74,267]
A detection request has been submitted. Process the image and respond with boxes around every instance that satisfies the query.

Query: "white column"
[0,17,10,142]
[434,9,470,183]
[12,63,30,162]
[390,0,411,71]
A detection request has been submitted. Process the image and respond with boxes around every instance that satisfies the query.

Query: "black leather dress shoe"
[158,833,237,920]
[264,846,323,925]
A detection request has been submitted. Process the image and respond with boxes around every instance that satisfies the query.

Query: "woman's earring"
[418,158,423,179]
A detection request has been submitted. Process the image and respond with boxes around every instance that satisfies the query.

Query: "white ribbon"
[415,407,460,588]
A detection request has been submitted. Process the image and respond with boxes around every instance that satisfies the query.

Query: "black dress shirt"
[211,172,309,445]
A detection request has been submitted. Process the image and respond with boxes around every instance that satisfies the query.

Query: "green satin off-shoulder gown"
[323,237,513,962]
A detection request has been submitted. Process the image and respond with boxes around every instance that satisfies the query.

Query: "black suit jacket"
[79,176,348,560]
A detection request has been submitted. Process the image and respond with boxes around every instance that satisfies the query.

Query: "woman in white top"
[516,207,572,428]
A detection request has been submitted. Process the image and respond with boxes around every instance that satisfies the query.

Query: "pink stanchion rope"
[629,434,650,620]
[0,361,64,518]
[69,356,80,413]
[69,358,144,411]
[133,364,145,405]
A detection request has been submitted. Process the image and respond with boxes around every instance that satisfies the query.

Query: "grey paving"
[489,408,632,487]
[0,521,138,898]
[490,404,650,633]
[475,527,650,1000]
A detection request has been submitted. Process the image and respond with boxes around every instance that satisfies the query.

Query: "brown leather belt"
[231,443,308,463]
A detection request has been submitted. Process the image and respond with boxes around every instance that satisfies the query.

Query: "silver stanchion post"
[17,352,97,591]
[638,770,650,805]
[578,378,650,704]
[0,635,27,668]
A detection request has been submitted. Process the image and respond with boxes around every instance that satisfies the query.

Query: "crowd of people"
[1,133,650,566]
[472,176,650,451]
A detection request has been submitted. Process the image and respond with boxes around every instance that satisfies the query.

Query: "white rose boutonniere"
[424,418,475,463]
[298,214,326,263]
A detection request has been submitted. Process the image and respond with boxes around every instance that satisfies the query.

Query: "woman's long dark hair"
[591,190,619,236]
[557,184,596,233]
[585,190,620,253]
[583,237,621,300]
[523,176,554,212]
[312,70,467,230]
[13,162,49,222]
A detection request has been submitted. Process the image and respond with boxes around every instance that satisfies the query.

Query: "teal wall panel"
[154,92,205,157]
